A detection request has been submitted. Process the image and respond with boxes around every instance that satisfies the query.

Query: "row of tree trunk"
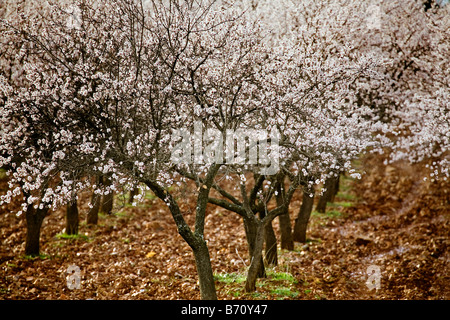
[263,175,340,266]
[23,172,340,300]
[65,176,116,236]
[24,174,338,255]
[240,174,341,292]
[24,175,134,256]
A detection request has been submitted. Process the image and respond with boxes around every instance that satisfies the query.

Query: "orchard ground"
[0,154,448,300]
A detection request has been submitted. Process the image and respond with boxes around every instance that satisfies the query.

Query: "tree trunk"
[101,191,114,215]
[278,208,294,250]
[275,180,294,250]
[25,205,47,256]
[87,191,100,225]
[243,216,266,279]
[245,220,265,292]
[162,205,218,300]
[264,220,278,266]
[316,176,337,213]
[192,238,218,300]
[87,175,102,225]
[144,164,220,300]
[293,189,315,243]
[259,208,277,266]
[129,187,138,204]
[330,174,340,203]
[100,176,114,215]
[66,198,79,235]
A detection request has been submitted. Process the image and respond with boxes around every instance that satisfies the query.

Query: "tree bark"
[259,207,277,266]
[245,220,265,292]
[330,174,340,203]
[101,190,114,215]
[87,191,100,225]
[25,205,47,256]
[87,175,102,225]
[243,216,266,278]
[155,195,217,300]
[316,176,337,213]
[293,189,315,243]
[66,198,79,235]
[275,180,294,250]
[279,212,294,249]
[264,220,278,266]
[99,176,114,215]
[192,237,217,300]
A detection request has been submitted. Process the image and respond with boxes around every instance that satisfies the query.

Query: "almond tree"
[2,0,445,300]
[0,0,291,299]
[234,0,449,248]
[0,0,230,299]
[378,1,449,177]
[0,0,64,255]
[341,0,449,178]
[181,0,392,291]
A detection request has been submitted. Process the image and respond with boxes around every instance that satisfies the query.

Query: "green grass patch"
[114,211,128,218]
[311,210,342,219]
[271,287,299,298]
[55,233,90,241]
[22,253,51,260]
[266,270,297,283]
[215,269,300,299]
[114,186,155,209]
[309,172,358,225]
[214,272,246,284]
[336,191,356,201]
[328,201,353,208]
[326,209,343,218]
[98,212,108,219]
[339,175,353,191]
[119,190,154,208]
[249,291,267,299]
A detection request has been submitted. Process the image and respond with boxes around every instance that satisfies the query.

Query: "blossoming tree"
[0,0,300,299]
[0,0,230,299]
[1,0,447,300]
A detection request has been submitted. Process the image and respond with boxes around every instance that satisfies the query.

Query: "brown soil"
[0,154,448,300]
